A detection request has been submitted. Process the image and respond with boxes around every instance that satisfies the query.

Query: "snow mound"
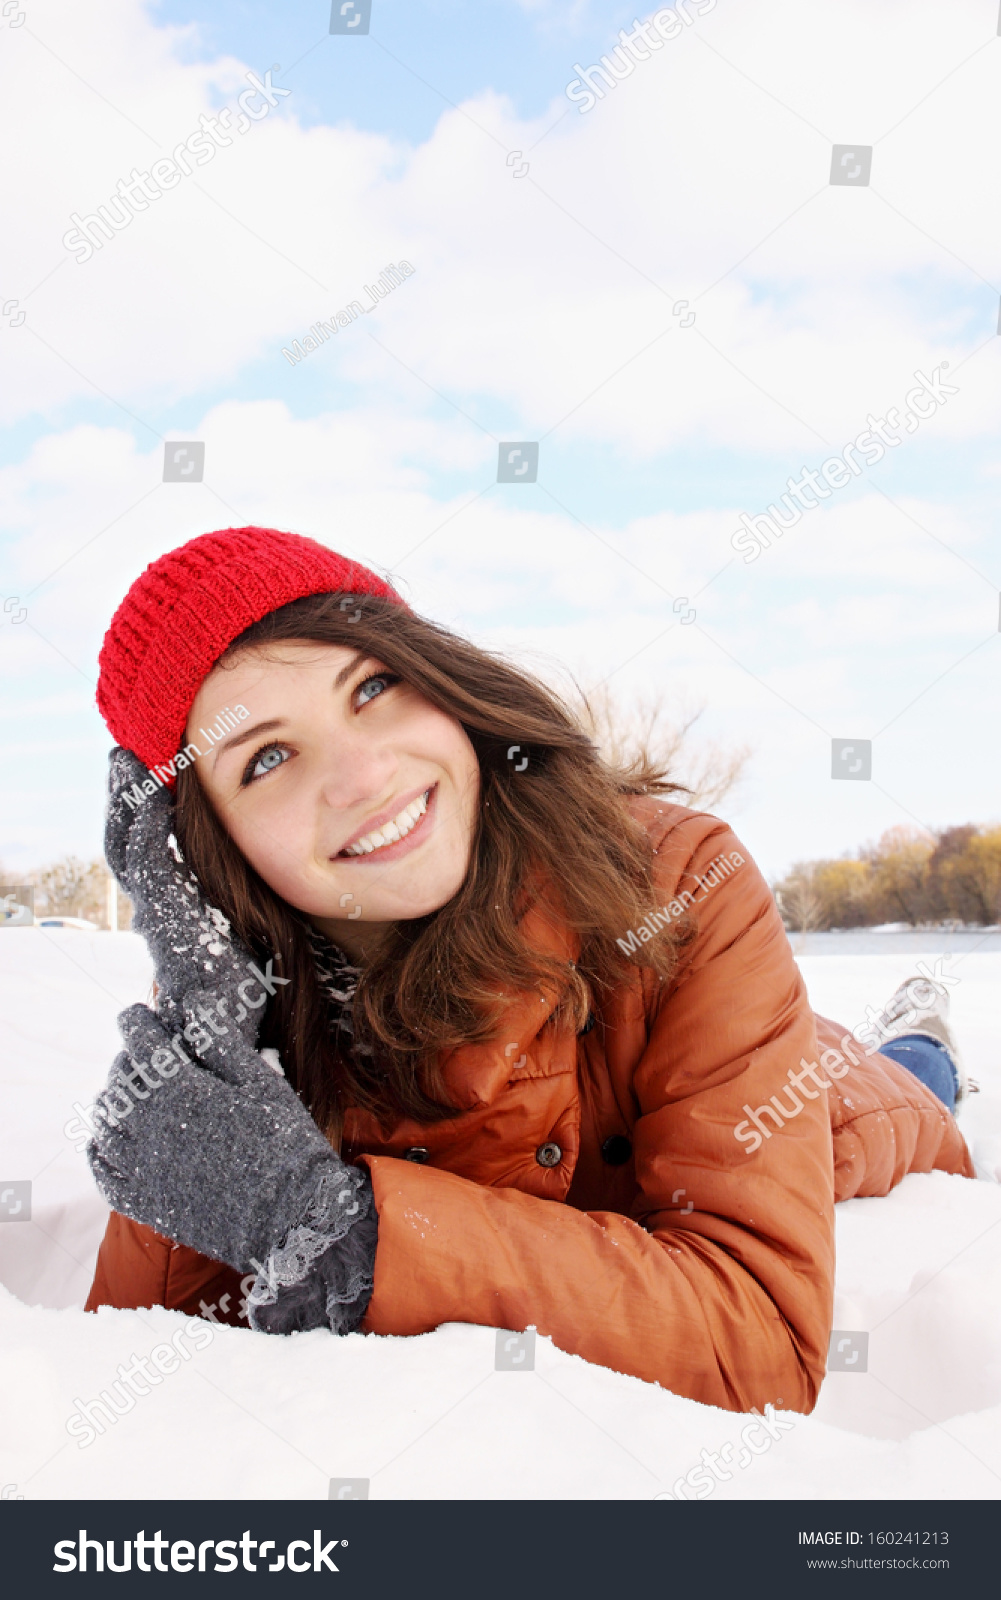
[1,931,999,1499]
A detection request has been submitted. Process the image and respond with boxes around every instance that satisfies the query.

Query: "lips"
[336,783,437,863]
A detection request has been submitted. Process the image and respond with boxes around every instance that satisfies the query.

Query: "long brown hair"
[175,592,688,1141]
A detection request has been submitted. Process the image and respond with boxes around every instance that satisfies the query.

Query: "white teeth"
[343,789,429,857]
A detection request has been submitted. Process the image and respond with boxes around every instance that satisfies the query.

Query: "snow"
[1,929,999,1500]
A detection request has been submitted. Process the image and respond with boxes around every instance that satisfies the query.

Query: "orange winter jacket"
[86,800,973,1413]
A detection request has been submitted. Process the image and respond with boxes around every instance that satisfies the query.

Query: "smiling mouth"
[338,787,433,857]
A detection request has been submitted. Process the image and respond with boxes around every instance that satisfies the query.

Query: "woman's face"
[186,641,480,958]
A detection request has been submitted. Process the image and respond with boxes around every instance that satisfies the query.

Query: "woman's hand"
[96,748,378,1333]
[86,1000,365,1271]
[104,748,265,1045]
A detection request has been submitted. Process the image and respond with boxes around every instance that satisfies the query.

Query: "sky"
[1,0,999,881]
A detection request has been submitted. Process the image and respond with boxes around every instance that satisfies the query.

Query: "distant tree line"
[1,856,133,929]
[9,821,999,938]
[773,824,1001,931]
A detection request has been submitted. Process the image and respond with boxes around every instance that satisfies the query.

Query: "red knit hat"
[97,526,404,778]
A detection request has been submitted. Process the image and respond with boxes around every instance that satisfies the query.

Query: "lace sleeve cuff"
[247,1163,378,1337]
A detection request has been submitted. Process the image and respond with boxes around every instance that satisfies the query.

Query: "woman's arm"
[87,749,378,1337]
[354,814,835,1412]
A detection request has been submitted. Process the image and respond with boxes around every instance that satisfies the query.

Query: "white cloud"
[2,395,997,873]
[2,0,999,875]
[3,0,998,451]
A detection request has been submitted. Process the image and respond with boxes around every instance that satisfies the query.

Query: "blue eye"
[243,744,291,784]
[356,673,399,706]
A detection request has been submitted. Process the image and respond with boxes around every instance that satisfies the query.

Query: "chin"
[376,887,455,921]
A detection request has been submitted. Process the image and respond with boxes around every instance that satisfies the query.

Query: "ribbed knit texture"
[96,526,403,778]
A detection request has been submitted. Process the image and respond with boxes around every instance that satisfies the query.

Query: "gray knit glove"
[104,748,271,1048]
[92,748,378,1335]
[87,1004,377,1331]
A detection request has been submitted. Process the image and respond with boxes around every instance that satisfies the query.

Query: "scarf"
[305,925,374,1056]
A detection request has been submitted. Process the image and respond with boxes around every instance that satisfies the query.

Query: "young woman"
[85,525,974,1414]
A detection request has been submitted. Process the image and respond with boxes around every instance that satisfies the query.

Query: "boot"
[876,975,973,1105]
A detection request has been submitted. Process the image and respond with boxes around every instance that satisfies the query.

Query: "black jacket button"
[601,1134,632,1166]
[535,1141,562,1168]
[403,1146,430,1163]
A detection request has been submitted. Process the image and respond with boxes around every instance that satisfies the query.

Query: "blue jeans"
[880,1034,958,1113]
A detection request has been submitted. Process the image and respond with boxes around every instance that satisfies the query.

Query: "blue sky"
[1,0,999,881]
[152,0,643,139]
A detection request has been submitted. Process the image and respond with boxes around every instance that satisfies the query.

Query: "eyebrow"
[334,649,368,689]
[210,652,371,763]
[211,717,286,762]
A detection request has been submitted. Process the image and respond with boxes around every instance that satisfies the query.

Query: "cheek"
[435,728,479,831]
[224,809,314,902]
[426,713,478,790]
[397,700,478,796]
[457,740,481,811]
[443,741,480,862]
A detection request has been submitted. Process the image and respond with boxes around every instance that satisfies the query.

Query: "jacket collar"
[437,893,581,1111]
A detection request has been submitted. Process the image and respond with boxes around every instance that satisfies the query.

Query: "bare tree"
[772,823,1001,929]
[773,863,825,932]
[935,825,1001,925]
[25,856,133,929]
[863,826,935,926]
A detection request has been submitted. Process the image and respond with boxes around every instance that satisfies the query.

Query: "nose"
[314,722,398,816]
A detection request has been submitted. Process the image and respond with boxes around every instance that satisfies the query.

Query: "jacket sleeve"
[358,817,836,1413]
[85,1211,248,1326]
[815,1014,975,1199]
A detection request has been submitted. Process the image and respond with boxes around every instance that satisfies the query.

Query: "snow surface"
[1,929,999,1501]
